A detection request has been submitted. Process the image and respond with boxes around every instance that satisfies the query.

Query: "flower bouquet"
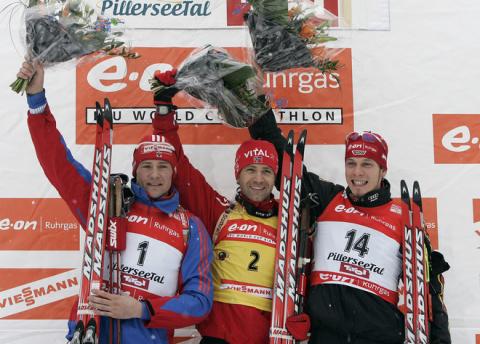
[10,0,139,94]
[150,45,268,128]
[245,0,340,75]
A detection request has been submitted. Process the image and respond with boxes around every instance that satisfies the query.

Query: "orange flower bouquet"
[245,0,339,75]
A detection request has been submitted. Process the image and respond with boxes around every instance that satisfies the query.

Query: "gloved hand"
[153,69,179,104]
[286,313,310,341]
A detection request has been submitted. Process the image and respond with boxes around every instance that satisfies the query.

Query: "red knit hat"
[345,131,388,170]
[132,135,177,176]
[234,140,278,179]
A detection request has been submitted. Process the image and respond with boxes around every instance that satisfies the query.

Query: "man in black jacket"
[249,110,451,344]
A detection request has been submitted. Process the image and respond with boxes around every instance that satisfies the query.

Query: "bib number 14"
[344,230,370,257]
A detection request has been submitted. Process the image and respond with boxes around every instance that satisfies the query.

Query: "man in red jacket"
[152,70,283,343]
[17,62,213,344]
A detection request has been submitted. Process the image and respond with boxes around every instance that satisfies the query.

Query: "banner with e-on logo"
[433,114,480,163]
[76,47,353,145]
[0,199,80,251]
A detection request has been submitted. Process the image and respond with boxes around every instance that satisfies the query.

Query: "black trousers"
[200,336,229,344]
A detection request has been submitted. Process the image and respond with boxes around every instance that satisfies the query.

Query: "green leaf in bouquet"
[248,0,288,27]
[310,35,337,45]
[222,65,256,90]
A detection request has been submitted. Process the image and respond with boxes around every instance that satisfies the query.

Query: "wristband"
[27,89,47,114]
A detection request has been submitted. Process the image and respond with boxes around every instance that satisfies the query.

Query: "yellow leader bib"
[212,204,277,312]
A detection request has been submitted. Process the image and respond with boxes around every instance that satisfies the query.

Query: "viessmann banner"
[75,47,353,145]
[0,269,78,319]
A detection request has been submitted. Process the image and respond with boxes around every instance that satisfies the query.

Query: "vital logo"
[243,148,272,159]
[433,114,480,163]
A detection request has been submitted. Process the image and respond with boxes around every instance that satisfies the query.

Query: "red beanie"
[132,135,177,176]
[345,131,388,170]
[234,140,278,179]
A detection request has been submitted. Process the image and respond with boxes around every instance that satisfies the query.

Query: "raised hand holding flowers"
[9,0,139,94]
[150,45,268,128]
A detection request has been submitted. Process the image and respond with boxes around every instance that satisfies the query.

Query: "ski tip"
[299,129,307,144]
[413,180,420,192]
[103,98,113,127]
[400,180,410,202]
[74,319,85,332]
[94,101,102,116]
[94,101,104,125]
[412,180,422,206]
[287,130,294,145]
[86,317,97,328]
[295,130,308,158]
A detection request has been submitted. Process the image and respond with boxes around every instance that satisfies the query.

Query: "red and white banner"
[75,47,353,145]
[433,114,480,164]
[0,199,80,251]
[0,269,78,319]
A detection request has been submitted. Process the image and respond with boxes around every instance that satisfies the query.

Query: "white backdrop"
[0,0,479,343]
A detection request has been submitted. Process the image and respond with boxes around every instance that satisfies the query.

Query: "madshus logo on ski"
[400,180,430,344]
[270,130,309,343]
[71,99,116,344]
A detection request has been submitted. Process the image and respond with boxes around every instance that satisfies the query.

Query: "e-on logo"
[433,114,480,163]
[0,218,37,231]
